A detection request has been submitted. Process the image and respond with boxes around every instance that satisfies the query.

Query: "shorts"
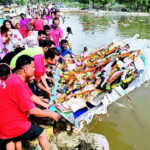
[0,124,44,150]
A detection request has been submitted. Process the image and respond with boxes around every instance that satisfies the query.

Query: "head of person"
[14,47,25,55]
[15,23,21,29]
[1,47,24,65]
[20,13,26,19]
[52,18,60,29]
[38,30,46,41]
[31,14,35,19]
[15,55,35,80]
[42,14,46,20]
[51,12,55,19]
[1,20,14,34]
[43,9,47,15]
[45,48,60,65]
[66,27,72,34]
[83,47,88,53]
[51,7,55,12]
[0,63,11,81]
[48,41,55,48]
[44,25,50,36]
[54,11,60,19]
[60,39,68,50]
[35,12,40,19]
[39,40,56,53]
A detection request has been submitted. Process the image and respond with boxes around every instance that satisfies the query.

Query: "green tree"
[0,0,13,4]
[78,0,89,8]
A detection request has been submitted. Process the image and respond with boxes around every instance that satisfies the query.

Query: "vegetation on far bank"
[66,0,150,12]
[1,0,150,12]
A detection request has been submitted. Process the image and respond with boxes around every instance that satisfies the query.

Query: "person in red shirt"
[0,63,20,150]
[0,55,61,150]
[34,48,60,95]
[0,63,11,87]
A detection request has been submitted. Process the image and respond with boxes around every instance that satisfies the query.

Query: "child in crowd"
[44,25,51,40]
[0,63,11,87]
[65,27,72,50]
[49,12,55,25]
[42,14,49,25]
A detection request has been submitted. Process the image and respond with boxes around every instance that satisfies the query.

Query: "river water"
[62,13,150,150]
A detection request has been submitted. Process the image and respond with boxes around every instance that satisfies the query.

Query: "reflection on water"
[61,14,121,53]
[118,16,150,39]
[88,119,133,150]
[62,13,150,150]
[88,85,150,150]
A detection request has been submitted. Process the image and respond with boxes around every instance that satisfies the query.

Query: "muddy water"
[62,14,150,150]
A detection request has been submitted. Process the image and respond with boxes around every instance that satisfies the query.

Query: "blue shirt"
[57,46,73,57]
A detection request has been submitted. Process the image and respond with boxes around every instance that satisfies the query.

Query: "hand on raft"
[45,87,54,96]
[44,110,61,122]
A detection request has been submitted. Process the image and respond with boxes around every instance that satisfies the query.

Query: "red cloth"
[33,19,44,31]
[33,54,46,82]
[0,74,35,139]
[18,27,28,38]
[1,33,8,38]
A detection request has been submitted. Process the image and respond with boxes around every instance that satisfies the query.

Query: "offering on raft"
[49,42,145,125]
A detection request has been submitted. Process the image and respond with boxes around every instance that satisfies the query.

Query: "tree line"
[79,0,150,12]
[0,0,150,12]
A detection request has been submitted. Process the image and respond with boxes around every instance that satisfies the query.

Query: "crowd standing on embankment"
[0,3,147,150]
[0,4,74,150]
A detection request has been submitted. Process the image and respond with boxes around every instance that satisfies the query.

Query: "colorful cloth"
[49,70,75,125]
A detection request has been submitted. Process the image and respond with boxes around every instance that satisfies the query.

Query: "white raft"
[75,38,150,130]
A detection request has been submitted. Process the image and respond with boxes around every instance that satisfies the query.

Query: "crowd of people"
[0,4,74,150]
[0,3,146,150]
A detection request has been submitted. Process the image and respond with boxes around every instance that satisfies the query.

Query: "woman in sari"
[1,20,24,52]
